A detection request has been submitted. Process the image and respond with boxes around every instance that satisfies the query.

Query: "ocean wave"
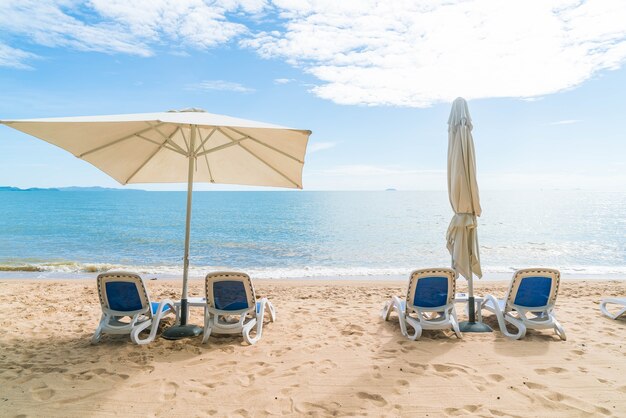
[1,262,625,279]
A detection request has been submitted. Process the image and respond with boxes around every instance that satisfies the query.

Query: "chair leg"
[130,318,153,345]
[553,317,567,341]
[381,300,393,321]
[404,316,423,341]
[266,300,276,322]
[485,295,526,340]
[131,301,175,345]
[600,301,626,320]
[91,314,106,344]
[242,318,260,345]
[244,300,267,345]
[386,296,412,338]
[450,309,462,339]
[202,307,212,344]
[202,321,213,344]
[504,316,526,340]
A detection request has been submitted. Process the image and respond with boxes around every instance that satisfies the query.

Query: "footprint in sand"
[161,382,178,401]
[393,379,410,395]
[341,324,365,337]
[444,404,482,416]
[524,381,547,390]
[232,408,251,417]
[236,374,256,387]
[535,367,567,375]
[356,392,387,407]
[30,383,54,401]
[514,381,611,416]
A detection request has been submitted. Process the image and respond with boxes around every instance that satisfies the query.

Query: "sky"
[0,0,625,191]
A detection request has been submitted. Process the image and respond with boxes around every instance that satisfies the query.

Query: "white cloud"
[186,80,255,93]
[548,119,581,125]
[0,42,38,69]
[0,0,265,67]
[274,78,295,84]
[244,0,626,107]
[521,97,544,102]
[307,141,336,153]
[2,0,626,108]
[0,1,154,60]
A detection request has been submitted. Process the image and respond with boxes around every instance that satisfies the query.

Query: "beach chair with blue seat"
[92,272,176,345]
[382,268,462,340]
[483,268,566,340]
[600,298,626,320]
[203,272,276,345]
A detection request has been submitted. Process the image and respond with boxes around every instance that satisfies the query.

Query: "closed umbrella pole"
[466,220,476,324]
[446,98,491,332]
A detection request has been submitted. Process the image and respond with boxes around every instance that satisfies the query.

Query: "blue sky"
[0,1,625,191]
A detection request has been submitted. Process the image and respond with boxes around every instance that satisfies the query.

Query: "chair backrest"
[97,271,151,316]
[406,268,456,311]
[205,272,256,314]
[506,268,560,310]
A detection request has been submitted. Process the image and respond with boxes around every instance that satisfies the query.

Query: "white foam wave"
[1,262,625,280]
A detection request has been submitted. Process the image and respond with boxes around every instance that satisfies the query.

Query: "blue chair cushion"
[106,281,143,312]
[413,276,449,308]
[213,280,249,311]
[150,301,170,315]
[513,276,552,308]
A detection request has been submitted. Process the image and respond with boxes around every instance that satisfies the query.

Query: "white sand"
[0,278,625,417]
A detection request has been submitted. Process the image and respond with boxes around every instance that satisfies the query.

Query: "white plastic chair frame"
[600,298,626,320]
[92,272,175,345]
[382,268,461,340]
[203,272,276,345]
[483,268,566,340]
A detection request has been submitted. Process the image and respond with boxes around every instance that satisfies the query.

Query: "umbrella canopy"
[446,97,485,328]
[1,109,309,188]
[0,108,311,338]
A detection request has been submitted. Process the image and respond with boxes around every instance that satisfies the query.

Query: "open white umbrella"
[446,98,490,332]
[0,109,311,338]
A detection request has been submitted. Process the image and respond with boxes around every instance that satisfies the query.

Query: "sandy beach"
[0,277,624,417]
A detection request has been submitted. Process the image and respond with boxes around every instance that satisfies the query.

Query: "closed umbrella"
[1,109,311,338]
[446,98,490,332]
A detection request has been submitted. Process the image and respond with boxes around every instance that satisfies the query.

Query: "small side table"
[173,297,207,324]
[454,293,486,322]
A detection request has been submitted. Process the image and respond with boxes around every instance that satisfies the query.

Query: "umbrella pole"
[459,243,492,332]
[180,127,195,326]
[162,124,203,340]
[467,258,477,323]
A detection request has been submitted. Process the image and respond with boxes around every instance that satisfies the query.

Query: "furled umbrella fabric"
[0,109,311,338]
[446,97,485,328]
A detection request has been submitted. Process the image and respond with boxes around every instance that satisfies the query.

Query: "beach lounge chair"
[483,268,566,340]
[203,272,276,345]
[382,268,462,340]
[92,272,175,345]
[600,298,626,319]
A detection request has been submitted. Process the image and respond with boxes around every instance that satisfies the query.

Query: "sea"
[0,190,624,280]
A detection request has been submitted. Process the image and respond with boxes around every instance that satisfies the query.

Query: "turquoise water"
[0,190,624,279]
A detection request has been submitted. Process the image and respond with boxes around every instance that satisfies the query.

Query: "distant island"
[0,186,145,192]
[385,188,397,191]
